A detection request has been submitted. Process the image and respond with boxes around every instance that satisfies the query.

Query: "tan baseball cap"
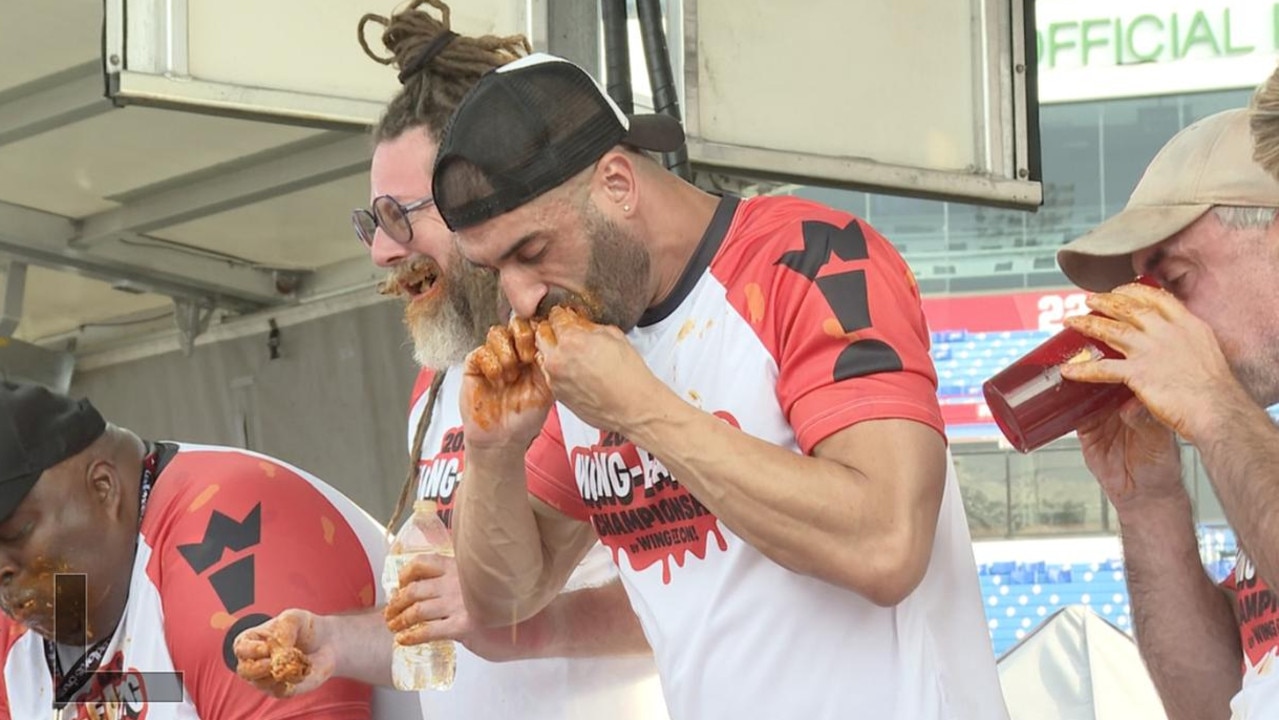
[1057,108,1279,292]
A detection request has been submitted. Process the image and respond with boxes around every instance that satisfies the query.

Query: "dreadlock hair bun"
[358,0,531,142]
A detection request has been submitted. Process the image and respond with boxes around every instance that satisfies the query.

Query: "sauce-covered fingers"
[1084,291,1155,328]
[486,326,522,382]
[548,305,593,330]
[395,622,449,646]
[1063,314,1133,355]
[470,346,505,384]
[233,636,272,660]
[399,553,448,586]
[535,318,559,351]
[510,316,538,364]
[237,657,274,682]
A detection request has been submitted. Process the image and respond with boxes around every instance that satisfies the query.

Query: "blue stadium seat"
[979,558,1135,655]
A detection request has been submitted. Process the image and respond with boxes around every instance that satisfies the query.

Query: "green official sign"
[1036,6,1269,68]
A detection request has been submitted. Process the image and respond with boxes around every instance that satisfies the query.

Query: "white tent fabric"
[997,605,1167,720]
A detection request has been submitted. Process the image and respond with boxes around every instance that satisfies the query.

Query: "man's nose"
[501,272,547,319]
[369,227,410,268]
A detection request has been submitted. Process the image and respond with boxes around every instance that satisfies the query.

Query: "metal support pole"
[601,0,634,113]
[636,0,691,181]
[0,262,27,338]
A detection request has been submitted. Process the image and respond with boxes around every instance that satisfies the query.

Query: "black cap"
[431,53,686,231]
[0,381,105,523]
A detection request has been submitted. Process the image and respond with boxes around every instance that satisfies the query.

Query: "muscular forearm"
[626,388,944,605]
[322,608,395,687]
[1120,495,1241,720]
[1196,399,1279,589]
[475,580,651,661]
[453,446,554,626]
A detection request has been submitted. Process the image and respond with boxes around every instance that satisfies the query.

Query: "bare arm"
[242,571,647,696]
[453,319,601,628]
[1118,495,1242,720]
[236,607,395,696]
[452,443,598,626]
[625,391,946,605]
[468,579,650,661]
[319,609,396,686]
[1193,398,1279,590]
[1063,389,1244,720]
[385,552,650,661]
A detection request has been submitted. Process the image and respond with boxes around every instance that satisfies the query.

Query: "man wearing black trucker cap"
[0,380,387,719]
[1053,103,1279,719]
[435,54,1008,720]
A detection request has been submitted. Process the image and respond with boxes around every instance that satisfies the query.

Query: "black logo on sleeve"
[177,505,262,574]
[178,504,266,671]
[776,219,903,381]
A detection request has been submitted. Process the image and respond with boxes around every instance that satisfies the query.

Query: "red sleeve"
[524,405,591,521]
[143,450,376,719]
[719,198,944,454]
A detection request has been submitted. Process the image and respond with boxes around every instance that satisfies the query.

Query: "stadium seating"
[978,526,1239,656]
[979,558,1131,655]
[931,329,1053,402]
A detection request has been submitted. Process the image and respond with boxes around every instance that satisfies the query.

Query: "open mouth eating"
[380,257,442,300]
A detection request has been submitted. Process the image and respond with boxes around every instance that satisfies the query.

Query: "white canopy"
[997,605,1167,720]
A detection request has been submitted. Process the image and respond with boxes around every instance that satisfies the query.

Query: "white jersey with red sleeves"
[1221,550,1279,718]
[0,443,388,720]
[527,196,1009,720]
[406,368,668,720]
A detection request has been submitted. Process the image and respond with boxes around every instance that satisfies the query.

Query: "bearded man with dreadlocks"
[232,3,667,719]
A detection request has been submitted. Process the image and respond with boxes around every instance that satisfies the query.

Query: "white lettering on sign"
[1036,293,1090,332]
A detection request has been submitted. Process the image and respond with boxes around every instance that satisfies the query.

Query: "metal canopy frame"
[103,0,545,129]
[0,128,377,315]
[0,0,1042,364]
[0,0,494,355]
[0,61,377,318]
[0,63,114,148]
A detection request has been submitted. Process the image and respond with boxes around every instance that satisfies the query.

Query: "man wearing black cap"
[0,380,387,719]
[233,6,665,719]
[436,53,1008,720]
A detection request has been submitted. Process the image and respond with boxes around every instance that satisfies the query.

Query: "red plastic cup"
[981,276,1160,453]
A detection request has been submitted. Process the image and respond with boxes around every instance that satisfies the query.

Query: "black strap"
[47,449,160,703]
[397,31,459,83]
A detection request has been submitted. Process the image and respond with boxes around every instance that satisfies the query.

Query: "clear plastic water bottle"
[382,499,456,691]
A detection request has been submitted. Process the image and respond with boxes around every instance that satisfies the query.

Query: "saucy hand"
[533,306,667,435]
[461,316,555,449]
[1059,281,1248,444]
[233,609,330,698]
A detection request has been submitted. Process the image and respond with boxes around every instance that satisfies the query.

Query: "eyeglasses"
[352,194,437,248]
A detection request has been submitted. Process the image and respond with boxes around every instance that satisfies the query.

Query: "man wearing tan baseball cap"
[1059,108,1279,291]
[1053,104,1279,719]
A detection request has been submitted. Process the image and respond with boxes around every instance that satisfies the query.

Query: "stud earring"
[623,204,631,212]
